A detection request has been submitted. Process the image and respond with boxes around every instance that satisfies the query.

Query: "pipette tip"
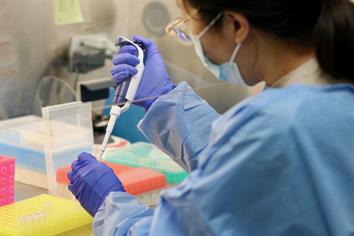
[96,149,104,161]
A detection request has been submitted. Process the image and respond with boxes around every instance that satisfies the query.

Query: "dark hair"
[184,0,354,82]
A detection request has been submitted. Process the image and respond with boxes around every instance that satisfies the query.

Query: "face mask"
[190,13,248,87]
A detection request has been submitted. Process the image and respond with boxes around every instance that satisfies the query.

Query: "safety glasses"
[165,16,194,46]
[165,12,223,46]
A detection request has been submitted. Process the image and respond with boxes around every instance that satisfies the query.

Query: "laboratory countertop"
[14,182,48,202]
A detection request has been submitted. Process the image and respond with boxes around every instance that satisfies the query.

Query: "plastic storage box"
[56,161,167,206]
[0,155,15,207]
[0,194,92,236]
[104,142,188,184]
[0,102,94,194]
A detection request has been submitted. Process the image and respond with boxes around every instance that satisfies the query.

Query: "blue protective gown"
[93,80,354,236]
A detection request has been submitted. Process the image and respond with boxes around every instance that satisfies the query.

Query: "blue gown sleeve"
[138,82,220,172]
[93,191,154,236]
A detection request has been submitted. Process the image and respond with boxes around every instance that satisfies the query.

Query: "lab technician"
[68,0,354,235]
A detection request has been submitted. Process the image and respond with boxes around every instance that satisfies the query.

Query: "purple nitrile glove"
[67,152,125,216]
[111,35,176,110]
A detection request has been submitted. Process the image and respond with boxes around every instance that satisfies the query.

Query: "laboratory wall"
[0,0,250,120]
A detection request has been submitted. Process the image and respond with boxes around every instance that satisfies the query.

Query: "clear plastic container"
[0,194,92,236]
[0,143,44,172]
[0,102,94,194]
[104,142,188,184]
[15,167,47,189]
[41,102,93,130]
[0,121,92,172]
[0,115,41,128]
[0,116,41,146]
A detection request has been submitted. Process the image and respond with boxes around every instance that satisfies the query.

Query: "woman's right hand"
[111,35,176,110]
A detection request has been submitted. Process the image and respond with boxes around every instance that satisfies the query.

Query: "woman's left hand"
[67,152,125,216]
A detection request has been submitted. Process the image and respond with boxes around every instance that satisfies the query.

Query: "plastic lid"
[105,142,188,184]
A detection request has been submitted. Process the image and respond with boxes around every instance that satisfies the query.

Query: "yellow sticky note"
[54,0,83,25]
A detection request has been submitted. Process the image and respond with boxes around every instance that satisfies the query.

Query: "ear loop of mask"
[229,43,242,63]
[197,12,224,39]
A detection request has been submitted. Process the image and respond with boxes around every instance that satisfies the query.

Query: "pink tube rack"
[0,155,15,207]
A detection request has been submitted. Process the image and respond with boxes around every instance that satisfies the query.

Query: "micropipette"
[96,36,145,160]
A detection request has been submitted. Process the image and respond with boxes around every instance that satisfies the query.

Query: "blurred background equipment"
[0,0,261,146]
[0,0,253,121]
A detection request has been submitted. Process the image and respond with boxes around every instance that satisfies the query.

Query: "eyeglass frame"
[165,11,223,45]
